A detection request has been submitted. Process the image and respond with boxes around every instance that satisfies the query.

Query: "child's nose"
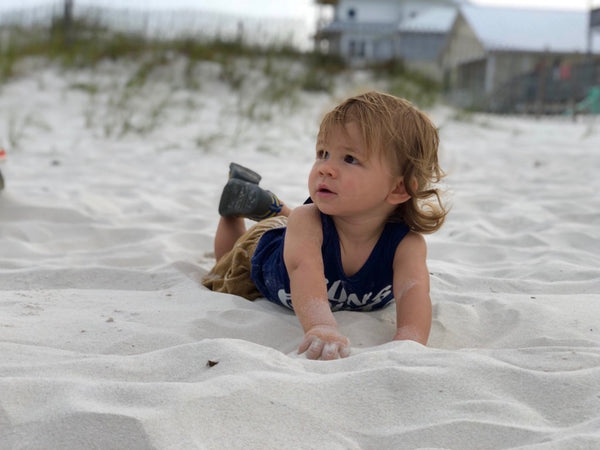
[319,160,336,177]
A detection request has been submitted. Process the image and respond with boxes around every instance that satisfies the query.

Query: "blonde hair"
[317,91,447,233]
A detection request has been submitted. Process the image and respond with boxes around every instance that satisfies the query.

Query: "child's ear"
[386,177,412,205]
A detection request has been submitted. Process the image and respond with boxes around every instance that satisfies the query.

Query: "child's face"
[309,122,400,220]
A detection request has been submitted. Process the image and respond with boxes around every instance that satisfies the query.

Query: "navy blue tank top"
[251,213,410,311]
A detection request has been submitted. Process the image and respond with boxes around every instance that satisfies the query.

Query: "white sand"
[1,61,599,449]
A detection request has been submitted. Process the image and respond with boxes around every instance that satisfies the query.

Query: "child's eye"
[344,155,359,164]
[316,150,329,160]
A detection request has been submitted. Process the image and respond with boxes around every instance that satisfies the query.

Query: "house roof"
[460,4,600,54]
[399,7,457,33]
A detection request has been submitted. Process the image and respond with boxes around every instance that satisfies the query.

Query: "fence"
[0,3,311,50]
[489,59,600,115]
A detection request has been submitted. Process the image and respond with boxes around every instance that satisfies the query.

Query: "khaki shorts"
[202,216,288,300]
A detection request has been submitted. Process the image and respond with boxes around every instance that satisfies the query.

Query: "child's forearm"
[293,296,337,332]
[289,266,350,360]
[392,233,432,346]
[289,265,337,332]
[293,295,350,359]
[393,286,431,345]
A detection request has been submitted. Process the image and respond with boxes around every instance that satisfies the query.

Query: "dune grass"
[0,8,346,90]
[0,5,439,148]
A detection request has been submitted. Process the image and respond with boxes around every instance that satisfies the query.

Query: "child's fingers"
[298,329,351,360]
[339,344,351,358]
[306,337,325,360]
[321,342,341,360]
[322,342,350,360]
[298,334,313,354]
[299,335,324,359]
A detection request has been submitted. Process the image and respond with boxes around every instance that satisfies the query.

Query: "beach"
[1,60,599,449]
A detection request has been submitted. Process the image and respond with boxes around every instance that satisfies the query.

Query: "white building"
[314,0,462,78]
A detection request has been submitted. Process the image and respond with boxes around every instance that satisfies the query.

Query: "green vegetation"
[371,60,440,109]
[0,7,438,98]
[0,5,440,149]
[0,11,344,89]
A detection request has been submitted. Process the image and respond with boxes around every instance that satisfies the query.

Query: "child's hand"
[298,325,350,360]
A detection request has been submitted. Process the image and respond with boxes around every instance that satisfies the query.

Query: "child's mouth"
[317,184,332,192]
[317,185,335,196]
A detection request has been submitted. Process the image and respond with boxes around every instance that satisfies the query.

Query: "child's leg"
[214,204,292,262]
[215,204,292,261]
[214,216,247,262]
[213,162,291,262]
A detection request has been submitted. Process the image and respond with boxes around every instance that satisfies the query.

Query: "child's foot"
[229,162,261,184]
[218,178,283,221]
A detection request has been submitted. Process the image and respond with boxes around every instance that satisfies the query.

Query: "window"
[349,40,366,58]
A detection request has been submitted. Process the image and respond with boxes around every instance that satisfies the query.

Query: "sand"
[1,61,599,449]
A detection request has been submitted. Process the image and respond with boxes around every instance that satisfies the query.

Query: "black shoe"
[229,162,261,184]
[218,178,282,221]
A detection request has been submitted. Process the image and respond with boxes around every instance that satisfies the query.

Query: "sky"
[0,1,598,18]
[0,0,598,37]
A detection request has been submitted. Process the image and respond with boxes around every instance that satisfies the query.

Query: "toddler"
[203,91,447,360]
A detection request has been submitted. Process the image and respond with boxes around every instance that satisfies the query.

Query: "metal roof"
[399,7,457,33]
[460,4,600,54]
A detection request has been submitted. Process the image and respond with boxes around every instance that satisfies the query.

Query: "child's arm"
[392,232,432,345]
[283,204,350,360]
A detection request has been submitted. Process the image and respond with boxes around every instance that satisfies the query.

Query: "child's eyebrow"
[342,144,365,156]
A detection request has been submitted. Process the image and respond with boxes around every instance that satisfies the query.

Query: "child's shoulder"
[289,202,320,221]
[394,231,427,260]
[287,203,322,234]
